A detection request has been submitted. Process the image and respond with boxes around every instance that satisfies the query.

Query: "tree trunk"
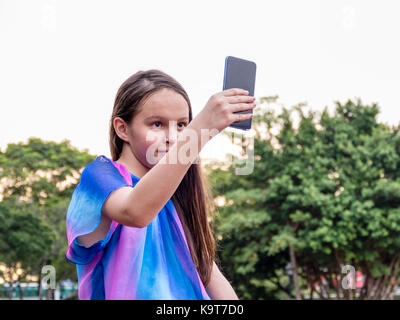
[38,269,43,300]
[289,244,302,300]
[17,283,24,300]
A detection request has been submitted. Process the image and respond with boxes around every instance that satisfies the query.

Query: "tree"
[0,137,95,299]
[0,202,54,299]
[206,96,400,299]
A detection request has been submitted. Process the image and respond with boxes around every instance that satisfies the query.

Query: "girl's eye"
[152,122,187,129]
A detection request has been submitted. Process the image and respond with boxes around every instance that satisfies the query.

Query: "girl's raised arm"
[102,88,256,228]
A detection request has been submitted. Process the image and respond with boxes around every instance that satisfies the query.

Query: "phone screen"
[223,56,257,130]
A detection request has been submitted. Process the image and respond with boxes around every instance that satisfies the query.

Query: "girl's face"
[117,88,190,171]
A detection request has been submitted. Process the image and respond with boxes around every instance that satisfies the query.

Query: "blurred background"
[1,0,400,299]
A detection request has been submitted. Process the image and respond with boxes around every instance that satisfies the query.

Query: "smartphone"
[222,56,257,130]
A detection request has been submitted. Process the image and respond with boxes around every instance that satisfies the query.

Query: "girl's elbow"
[125,208,151,228]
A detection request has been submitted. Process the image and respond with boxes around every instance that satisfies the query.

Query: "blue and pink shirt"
[65,155,210,300]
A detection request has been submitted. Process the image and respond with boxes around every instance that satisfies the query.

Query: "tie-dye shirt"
[65,155,210,300]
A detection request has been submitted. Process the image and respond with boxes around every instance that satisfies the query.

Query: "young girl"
[65,69,256,300]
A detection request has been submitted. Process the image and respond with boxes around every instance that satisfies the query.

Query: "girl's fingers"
[222,88,249,97]
[226,95,255,104]
[233,112,253,123]
[231,102,256,113]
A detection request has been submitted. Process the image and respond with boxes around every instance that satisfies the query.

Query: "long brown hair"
[109,69,217,287]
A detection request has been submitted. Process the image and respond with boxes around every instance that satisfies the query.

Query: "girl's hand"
[193,88,256,135]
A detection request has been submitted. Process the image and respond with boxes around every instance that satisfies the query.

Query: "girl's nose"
[165,124,179,145]
[166,131,177,145]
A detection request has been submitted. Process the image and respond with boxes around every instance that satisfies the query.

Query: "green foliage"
[0,202,54,274]
[0,137,96,290]
[206,97,400,299]
[0,137,94,208]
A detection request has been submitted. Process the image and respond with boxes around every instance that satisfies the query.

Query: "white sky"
[1,0,399,162]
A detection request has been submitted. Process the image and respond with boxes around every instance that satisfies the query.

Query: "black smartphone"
[222,56,257,130]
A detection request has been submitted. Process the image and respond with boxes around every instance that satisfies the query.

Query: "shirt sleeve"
[65,156,132,265]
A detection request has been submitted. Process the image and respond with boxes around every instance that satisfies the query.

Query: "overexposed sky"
[1,0,399,161]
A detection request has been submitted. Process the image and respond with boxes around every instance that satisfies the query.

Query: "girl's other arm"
[206,261,239,300]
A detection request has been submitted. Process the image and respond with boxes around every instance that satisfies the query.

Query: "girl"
[65,69,256,300]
